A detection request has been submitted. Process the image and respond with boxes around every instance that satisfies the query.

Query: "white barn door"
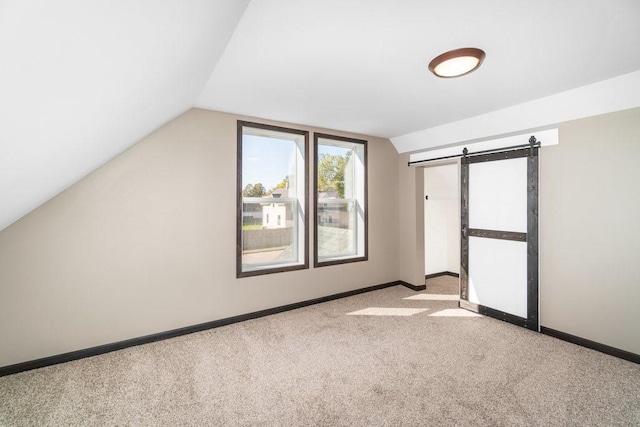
[460,139,539,330]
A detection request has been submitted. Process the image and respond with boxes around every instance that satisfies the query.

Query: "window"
[314,133,367,266]
[237,121,308,277]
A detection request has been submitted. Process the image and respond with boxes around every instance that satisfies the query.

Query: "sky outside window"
[242,135,294,190]
[318,144,350,158]
[243,135,348,191]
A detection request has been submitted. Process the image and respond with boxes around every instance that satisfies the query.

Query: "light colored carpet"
[346,307,429,316]
[1,281,639,426]
[405,294,459,301]
[426,274,460,295]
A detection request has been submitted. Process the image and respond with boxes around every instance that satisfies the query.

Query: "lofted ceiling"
[2,0,640,231]
[197,0,640,139]
[0,0,250,231]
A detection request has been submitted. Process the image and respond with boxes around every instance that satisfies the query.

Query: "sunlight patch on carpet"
[404,294,459,301]
[429,309,483,317]
[347,307,429,316]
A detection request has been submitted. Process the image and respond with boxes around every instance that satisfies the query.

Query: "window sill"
[314,255,367,268]
[237,262,308,278]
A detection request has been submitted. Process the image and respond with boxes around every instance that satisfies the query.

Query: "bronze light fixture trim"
[429,47,486,78]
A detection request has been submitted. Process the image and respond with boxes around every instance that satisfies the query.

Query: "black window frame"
[237,121,309,278]
[314,132,368,268]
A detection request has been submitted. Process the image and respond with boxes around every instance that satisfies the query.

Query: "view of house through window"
[315,134,367,266]
[238,122,308,277]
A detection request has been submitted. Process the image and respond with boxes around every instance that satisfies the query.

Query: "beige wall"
[540,108,640,355]
[3,106,638,369]
[397,108,640,355]
[0,109,399,367]
[397,153,425,287]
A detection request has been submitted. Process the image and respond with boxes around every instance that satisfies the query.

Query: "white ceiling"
[0,0,250,231]
[2,0,640,231]
[197,0,640,139]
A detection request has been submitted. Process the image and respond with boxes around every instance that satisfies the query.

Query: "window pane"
[315,134,367,266]
[317,199,356,258]
[242,199,297,267]
[242,135,297,197]
[238,122,308,277]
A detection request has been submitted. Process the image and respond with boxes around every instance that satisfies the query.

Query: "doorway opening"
[423,160,461,296]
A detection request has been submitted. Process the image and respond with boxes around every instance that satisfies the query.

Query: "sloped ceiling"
[2,0,640,232]
[0,0,249,231]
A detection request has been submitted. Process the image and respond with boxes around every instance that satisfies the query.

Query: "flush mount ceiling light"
[429,47,486,78]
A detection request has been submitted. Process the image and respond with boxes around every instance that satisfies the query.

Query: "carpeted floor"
[1,278,639,426]
[426,274,460,295]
